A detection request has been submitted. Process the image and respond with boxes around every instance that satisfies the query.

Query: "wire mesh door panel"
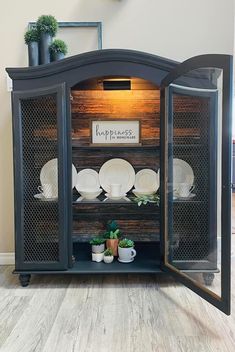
[13,84,68,270]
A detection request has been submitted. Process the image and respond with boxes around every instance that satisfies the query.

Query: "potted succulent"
[49,39,68,61]
[36,15,58,64]
[104,220,121,256]
[24,28,40,66]
[103,248,114,264]
[90,237,105,253]
[118,238,136,263]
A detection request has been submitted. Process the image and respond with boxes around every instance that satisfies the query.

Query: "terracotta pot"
[106,239,119,256]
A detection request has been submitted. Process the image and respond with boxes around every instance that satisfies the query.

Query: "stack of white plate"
[132,169,160,196]
[76,169,102,200]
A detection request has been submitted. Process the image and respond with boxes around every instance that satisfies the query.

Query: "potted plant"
[36,15,58,64]
[103,248,114,264]
[24,28,40,66]
[49,39,68,61]
[132,194,160,206]
[104,220,121,256]
[90,237,105,253]
[118,238,136,263]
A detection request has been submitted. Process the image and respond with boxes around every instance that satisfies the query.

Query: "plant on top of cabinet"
[132,193,160,207]
[103,248,114,264]
[49,39,68,61]
[36,15,58,64]
[24,28,40,67]
[118,238,136,263]
[90,237,105,253]
[104,220,121,256]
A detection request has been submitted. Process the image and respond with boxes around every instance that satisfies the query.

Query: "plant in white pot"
[103,248,114,264]
[90,237,105,262]
[118,238,136,263]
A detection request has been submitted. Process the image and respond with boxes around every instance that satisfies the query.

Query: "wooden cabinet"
[6,50,232,314]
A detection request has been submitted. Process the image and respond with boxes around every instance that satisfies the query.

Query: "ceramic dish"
[78,189,102,200]
[40,158,77,190]
[134,169,159,192]
[132,189,156,196]
[34,193,58,202]
[76,169,100,192]
[104,193,127,201]
[99,158,135,194]
[173,158,194,188]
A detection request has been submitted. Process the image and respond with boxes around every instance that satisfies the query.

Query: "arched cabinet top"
[6,49,179,89]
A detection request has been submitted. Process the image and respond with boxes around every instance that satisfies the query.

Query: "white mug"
[177,183,195,197]
[38,184,55,198]
[110,183,122,197]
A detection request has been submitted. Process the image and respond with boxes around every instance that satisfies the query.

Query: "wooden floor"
[0,200,235,352]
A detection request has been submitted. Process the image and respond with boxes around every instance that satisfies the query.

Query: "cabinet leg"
[19,274,31,287]
[203,273,215,286]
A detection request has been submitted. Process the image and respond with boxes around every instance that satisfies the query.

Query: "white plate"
[174,193,196,200]
[132,189,156,196]
[99,158,135,194]
[105,193,127,200]
[40,158,77,190]
[173,158,194,188]
[134,169,159,192]
[34,193,58,202]
[76,169,100,192]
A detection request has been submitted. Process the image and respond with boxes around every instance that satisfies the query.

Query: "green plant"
[49,39,68,55]
[132,194,160,207]
[89,237,105,246]
[104,248,113,256]
[36,15,58,36]
[24,28,39,44]
[118,238,134,248]
[104,220,121,239]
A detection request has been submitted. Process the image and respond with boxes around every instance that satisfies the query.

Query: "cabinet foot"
[203,273,215,286]
[19,274,31,287]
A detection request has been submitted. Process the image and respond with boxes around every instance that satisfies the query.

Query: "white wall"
[0,0,234,253]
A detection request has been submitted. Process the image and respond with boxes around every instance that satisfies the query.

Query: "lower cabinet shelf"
[71,242,162,274]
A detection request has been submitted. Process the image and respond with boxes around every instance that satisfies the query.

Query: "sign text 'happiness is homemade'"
[91,120,140,145]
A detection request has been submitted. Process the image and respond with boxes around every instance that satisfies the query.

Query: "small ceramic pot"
[103,255,114,264]
[118,247,136,262]
[92,243,105,253]
[92,252,104,263]
[52,52,65,61]
[106,239,119,256]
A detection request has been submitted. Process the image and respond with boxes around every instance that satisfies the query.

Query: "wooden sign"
[91,120,141,145]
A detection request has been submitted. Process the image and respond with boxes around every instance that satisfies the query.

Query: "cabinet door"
[12,84,68,270]
[160,55,232,315]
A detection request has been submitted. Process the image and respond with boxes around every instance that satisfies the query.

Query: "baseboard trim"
[0,253,15,265]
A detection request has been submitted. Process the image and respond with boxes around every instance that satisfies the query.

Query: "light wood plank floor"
[0,200,235,352]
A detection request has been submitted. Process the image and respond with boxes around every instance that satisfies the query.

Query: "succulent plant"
[104,248,113,256]
[89,237,105,245]
[118,238,134,248]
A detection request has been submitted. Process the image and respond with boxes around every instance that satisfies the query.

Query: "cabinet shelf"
[71,242,161,274]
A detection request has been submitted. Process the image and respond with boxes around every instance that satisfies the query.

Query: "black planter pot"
[52,52,65,61]
[28,42,39,66]
[40,33,52,64]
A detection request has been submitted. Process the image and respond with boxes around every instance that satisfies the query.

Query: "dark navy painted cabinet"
[6,50,232,314]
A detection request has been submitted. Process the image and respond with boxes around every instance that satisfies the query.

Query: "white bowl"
[132,189,156,196]
[78,188,102,200]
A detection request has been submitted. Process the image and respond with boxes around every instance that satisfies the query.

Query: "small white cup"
[38,184,56,198]
[177,183,195,197]
[110,183,122,197]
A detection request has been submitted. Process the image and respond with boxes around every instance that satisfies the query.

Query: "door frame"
[12,83,68,270]
[160,54,233,315]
